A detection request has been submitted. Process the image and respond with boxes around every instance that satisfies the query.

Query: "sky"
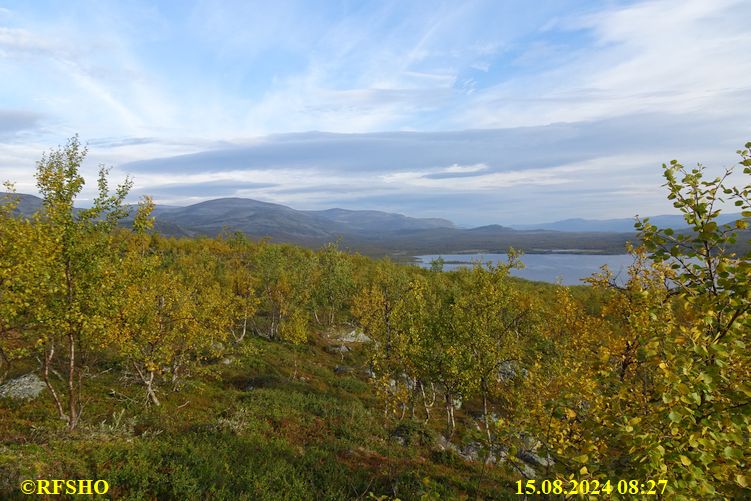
[0,0,750,226]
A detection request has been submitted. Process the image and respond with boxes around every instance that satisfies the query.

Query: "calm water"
[415,253,635,286]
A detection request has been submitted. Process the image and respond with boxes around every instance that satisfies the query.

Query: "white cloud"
[458,0,751,129]
[0,26,52,54]
[1,1,749,224]
[443,164,487,174]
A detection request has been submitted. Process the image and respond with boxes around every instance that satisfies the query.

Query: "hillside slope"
[0,328,527,500]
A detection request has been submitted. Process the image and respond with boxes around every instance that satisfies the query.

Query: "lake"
[415,253,635,286]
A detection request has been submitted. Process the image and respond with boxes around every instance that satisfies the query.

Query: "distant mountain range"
[3,193,46,217]
[3,192,747,256]
[147,198,456,240]
[511,214,742,232]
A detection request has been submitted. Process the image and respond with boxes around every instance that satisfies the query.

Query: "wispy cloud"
[457,0,751,128]
[0,0,748,224]
[111,111,746,224]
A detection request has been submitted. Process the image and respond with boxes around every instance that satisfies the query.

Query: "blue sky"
[1,0,750,225]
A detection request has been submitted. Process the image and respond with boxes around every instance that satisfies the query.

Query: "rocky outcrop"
[325,344,351,355]
[510,461,537,479]
[432,431,553,480]
[434,434,460,454]
[434,436,506,465]
[0,374,46,400]
[337,329,371,343]
[517,450,555,469]
[458,441,502,465]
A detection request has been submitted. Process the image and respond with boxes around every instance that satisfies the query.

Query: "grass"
[1,333,521,500]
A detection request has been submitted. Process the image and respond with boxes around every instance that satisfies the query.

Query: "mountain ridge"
[511,213,743,232]
[8,192,746,256]
[1,192,634,255]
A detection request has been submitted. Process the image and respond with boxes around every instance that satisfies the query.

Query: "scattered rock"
[459,442,483,462]
[519,432,541,451]
[496,360,528,383]
[452,396,462,410]
[434,435,459,454]
[435,437,507,466]
[221,357,235,365]
[325,344,350,355]
[472,412,499,434]
[384,373,418,389]
[510,462,537,479]
[517,450,555,469]
[522,464,537,478]
[0,374,46,400]
[458,441,502,465]
[338,329,371,343]
[458,441,480,461]
[334,365,354,375]
[362,368,376,379]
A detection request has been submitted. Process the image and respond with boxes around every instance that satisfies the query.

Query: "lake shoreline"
[414,252,635,286]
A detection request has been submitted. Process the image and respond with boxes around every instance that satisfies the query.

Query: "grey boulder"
[0,374,46,400]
